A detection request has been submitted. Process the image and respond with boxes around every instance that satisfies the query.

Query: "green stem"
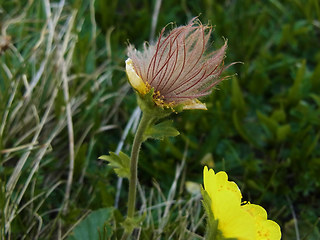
[122,112,153,239]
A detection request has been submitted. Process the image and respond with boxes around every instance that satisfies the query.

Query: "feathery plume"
[126,17,229,110]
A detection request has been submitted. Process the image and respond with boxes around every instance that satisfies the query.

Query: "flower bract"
[203,166,281,240]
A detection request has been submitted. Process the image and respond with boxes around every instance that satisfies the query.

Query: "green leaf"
[310,94,320,108]
[68,208,114,240]
[232,110,260,148]
[306,133,319,157]
[311,62,320,91]
[99,151,130,178]
[258,111,292,142]
[257,110,278,138]
[143,120,180,141]
[271,108,286,123]
[276,124,291,142]
[287,59,306,105]
[231,77,247,114]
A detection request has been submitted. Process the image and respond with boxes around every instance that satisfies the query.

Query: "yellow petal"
[203,167,255,239]
[242,204,282,240]
[215,171,242,200]
[182,99,207,110]
[217,198,256,240]
[125,58,148,94]
[243,204,267,220]
[204,168,242,211]
[255,219,281,240]
[203,166,217,203]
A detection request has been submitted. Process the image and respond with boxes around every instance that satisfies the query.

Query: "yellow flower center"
[152,89,175,109]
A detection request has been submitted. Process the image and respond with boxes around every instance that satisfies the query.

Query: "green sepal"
[137,88,175,119]
[121,212,146,234]
[201,186,219,240]
[143,120,180,141]
[172,103,184,113]
[99,151,130,178]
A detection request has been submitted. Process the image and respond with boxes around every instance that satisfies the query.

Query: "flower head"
[126,17,228,110]
[203,166,281,240]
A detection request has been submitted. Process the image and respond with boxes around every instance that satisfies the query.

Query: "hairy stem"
[122,113,153,239]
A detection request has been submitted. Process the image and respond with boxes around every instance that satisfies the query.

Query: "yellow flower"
[203,166,281,240]
[126,17,229,111]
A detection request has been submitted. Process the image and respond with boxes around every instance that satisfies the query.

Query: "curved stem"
[122,113,153,240]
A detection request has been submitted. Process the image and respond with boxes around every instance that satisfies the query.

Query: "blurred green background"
[1,0,319,239]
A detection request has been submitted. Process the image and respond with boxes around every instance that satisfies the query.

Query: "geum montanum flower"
[203,166,281,240]
[126,17,230,111]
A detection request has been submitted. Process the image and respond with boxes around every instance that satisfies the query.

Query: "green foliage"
[99,152,131,179]
[1,0,319,239]
[231,77,247,115]
[68,208,114,240]
[144,120,180,141]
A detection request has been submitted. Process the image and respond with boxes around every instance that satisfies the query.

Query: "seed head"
[126,17,229,110]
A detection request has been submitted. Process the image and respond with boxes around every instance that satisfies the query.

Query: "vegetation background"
[0,0,319,239]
